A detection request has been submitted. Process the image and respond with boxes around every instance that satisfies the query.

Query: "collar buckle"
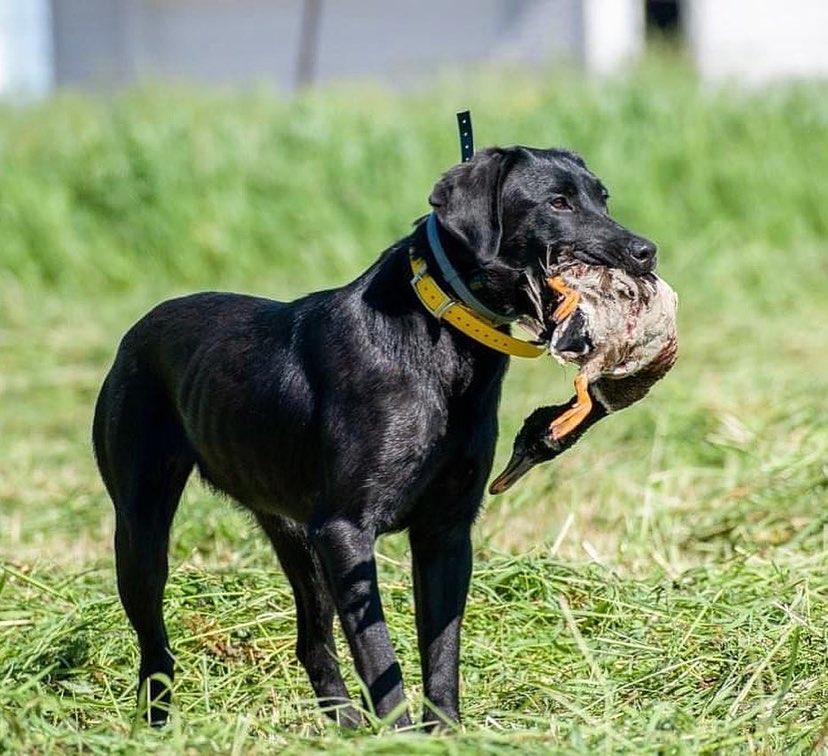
[432,298,456,320]
[410,266,428,287]
[410,258,457,320]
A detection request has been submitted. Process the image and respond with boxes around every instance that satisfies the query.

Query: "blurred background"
[0,1,827,752]
[2,0,828,95]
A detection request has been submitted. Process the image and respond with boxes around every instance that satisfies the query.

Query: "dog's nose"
[629,238,657,270]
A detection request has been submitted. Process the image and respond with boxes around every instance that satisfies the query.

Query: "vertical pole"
[295,0,322,90]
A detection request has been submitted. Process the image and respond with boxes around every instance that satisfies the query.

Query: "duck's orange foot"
[549,373,593,440]
[547,276,580,323]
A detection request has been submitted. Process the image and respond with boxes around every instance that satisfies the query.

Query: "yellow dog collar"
[409,252,545,358]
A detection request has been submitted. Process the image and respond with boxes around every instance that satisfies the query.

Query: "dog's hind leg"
[255,513,361,727]
[93,368,194,726]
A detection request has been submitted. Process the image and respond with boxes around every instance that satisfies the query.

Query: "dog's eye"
[551,196,572,212]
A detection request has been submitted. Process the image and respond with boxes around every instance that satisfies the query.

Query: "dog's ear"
[429,147,514,262]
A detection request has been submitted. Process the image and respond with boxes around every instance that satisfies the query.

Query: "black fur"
[92,145,655,728]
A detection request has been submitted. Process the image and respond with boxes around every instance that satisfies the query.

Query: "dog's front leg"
[410,522,472,730]
[311,517,411,727]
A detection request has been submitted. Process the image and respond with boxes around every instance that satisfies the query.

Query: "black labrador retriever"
[92,146,656,728]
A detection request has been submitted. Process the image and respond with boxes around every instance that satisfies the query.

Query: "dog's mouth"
[571,248,610,267]
[566,246,656,276]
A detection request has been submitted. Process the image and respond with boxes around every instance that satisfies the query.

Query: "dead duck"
[544,260,678,437]
[490,261,678,494]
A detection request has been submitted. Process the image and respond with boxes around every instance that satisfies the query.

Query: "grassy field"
[1,62,827,752]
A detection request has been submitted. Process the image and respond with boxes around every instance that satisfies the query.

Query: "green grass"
[1,60,827,752]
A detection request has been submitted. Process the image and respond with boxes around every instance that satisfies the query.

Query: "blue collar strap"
[425,212,517,326]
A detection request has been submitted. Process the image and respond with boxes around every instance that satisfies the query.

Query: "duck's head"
[489,401,608,495]
[489,407,560,494]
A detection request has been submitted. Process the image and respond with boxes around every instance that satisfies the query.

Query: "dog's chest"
[373,362,503,534]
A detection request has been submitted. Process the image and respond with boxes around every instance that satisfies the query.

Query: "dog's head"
[429,146,657,319]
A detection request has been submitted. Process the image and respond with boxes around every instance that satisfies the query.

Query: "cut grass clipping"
[1,59,827,752]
